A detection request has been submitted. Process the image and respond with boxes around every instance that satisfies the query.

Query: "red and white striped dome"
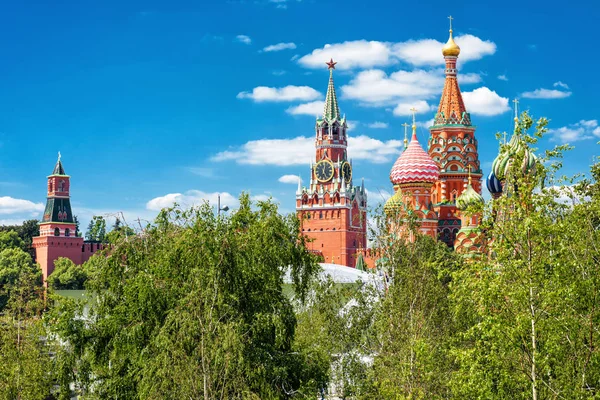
[390,132,440,185]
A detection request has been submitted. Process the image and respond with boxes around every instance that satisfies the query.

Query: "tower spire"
[410,107,418,140]
[434,17,470,127]
[323,59,341,122]
[402,123,410,151]
[513,98,520,129]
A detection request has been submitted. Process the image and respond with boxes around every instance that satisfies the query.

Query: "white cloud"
[416,118,435,129]
[298,35,495,70]
[263,42,297,52]
[548,120,600,143]
[146,191,275,212]
[365,188,391,205]
[393,34,495,66]
[286,101,324,116]
[393,100,434,116]
[346,121,358,131]
[237,86,321,102]
[298,40,394,70]
[553,81,569,90]
[212,135,402,166]
[213,137,314,166]
[521,88,571,99]
[367,122,389,129]
[341,69,443,104]
[348,135,402,163]
[460,72,483,84]
[462,87,510,116]
[498,74,508,81]
[278,174,300,184]
[0,197,44,215]
[235,35,252,45]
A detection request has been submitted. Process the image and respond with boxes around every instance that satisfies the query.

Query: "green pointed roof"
[51,153,67,176]
[322,60,341,122]
[355,253,366,271]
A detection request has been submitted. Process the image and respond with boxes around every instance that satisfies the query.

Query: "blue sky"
[0,0,598,229]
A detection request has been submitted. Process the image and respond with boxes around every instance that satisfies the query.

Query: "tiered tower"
[33,154,104,285]
[385,110,440,239]
[296,59,368,267]
[33,154,83,283]
[428,17,483,246]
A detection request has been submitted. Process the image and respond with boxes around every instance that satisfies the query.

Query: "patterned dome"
[390,131,440,185]
[492,134,537,181]
[486,170,502,195]
[456,182,484,211]
[384,189,403,215]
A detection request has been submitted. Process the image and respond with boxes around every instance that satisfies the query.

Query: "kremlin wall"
[34,21,537,283]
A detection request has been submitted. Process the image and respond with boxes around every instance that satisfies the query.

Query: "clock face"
[342,162,352,183]
[315,160,334,182]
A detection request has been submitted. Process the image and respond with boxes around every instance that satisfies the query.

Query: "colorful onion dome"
[384,188,403,215]
[456,180,484,211]
[390,129,440,185]
[486,170,502,195]
[491,134,537,181]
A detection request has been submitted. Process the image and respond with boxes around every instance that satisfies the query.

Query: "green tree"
[85,215,107,242]
[52,194,320,398]
[105,217,135,244]
[0,247,52,399]
[73,215,81,237]
[0,230,25,252]
[47,257,87,290]
[358,210,461,399]
[449,114,600,398]
[0,248,42,311]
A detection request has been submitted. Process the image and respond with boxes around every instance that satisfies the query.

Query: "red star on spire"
[326,58,337,70]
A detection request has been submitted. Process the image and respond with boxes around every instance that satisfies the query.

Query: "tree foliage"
[47,257,87,290]
[85,215,107,242]
[52,194,320,399]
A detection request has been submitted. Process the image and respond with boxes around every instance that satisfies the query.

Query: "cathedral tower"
[428,17,483,246]
[296,59,368,267]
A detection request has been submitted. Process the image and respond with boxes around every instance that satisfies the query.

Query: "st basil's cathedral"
[297,19,538,268]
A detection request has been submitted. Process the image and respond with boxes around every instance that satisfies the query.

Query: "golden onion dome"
[384,188,403,215]
[442,29,461,57]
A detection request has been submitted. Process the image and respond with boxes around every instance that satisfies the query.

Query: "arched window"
[65,228,70,237]
[58,180,65,192]
[54,228,60,236]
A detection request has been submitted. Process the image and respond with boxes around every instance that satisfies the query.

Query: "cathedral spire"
[323,59,341,122]
[434,17,470,127]
[402,123,410,151]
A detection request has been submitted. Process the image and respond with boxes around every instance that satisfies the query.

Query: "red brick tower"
[296,59,368,267]
[33,154,83,284]
[428,17,482,246]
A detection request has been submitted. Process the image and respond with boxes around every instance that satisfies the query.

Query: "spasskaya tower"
[296,59,368,267]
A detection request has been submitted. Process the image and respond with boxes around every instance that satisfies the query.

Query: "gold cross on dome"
[448,15,454,31]
[410,107,417,126]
